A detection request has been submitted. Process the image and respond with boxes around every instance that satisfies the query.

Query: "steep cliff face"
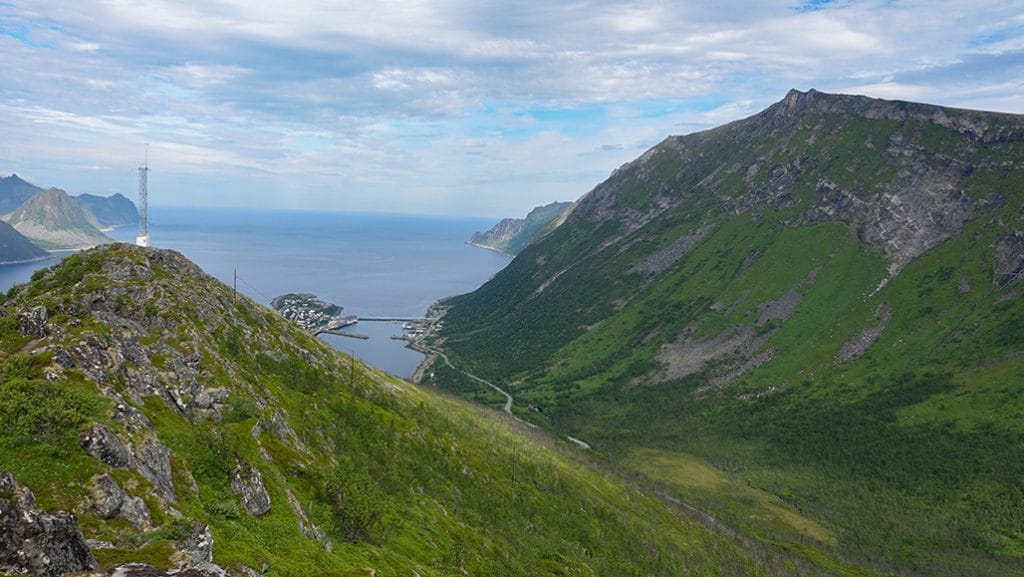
[436,90,1024,576]
[0,244,772,577]
[469,201,573,255]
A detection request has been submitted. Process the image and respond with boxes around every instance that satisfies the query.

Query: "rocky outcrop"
[995,232,1024,287]
[230,462,271,516]
[835,303,893,365]
[80,424,134,469]
[106,562,229,577]
[90,473,152,530]
[178,523,214,565]
[78,424,177,503]
[283,485,331,551]
[18,305,49,338]
[0,471,97,577]
[135,439,176,503]
[630,225,713,275]
[810,178,974,271]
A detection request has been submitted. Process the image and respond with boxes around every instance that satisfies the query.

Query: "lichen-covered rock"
[0,471,97,577]
[18,305,48,338]
[79,425,177,503]
[135,438,177,503]
[79,424,134,469]
[178,523,213,565]
[995,231,1024,287]
[90,473,152,530]
[53,346,75,368]
[107,561,229,577]
[230,462,271,516]
[72,334,116,383]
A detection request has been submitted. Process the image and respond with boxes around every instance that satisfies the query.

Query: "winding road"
[415,342,537,429]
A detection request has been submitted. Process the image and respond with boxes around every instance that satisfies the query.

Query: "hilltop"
[433,89,1024,576]
[0,243,809,577]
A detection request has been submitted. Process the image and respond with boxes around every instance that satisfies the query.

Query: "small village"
[270,293,356,332]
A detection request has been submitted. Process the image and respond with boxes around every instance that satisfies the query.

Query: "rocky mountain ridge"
[574,89,1020,274]
[469,201,573,255]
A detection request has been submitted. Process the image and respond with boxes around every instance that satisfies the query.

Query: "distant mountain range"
[469,201,574,256]
[0,174,43,214]
[75,193,139,228]
[0,174,138,259]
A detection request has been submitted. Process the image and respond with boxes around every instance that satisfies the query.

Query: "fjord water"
[0,206,510,377]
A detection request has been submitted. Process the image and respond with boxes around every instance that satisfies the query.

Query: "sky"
[1,1,1023,218]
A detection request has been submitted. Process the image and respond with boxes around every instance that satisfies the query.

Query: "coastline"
[0,254,57,267]
[99,223,136,233]
[408,300,448,383]
[465,241,514,258]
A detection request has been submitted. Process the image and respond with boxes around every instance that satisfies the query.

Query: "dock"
[317,330,369,340]
[359,316,429,322]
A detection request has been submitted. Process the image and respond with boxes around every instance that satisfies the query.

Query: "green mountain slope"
[433,90,1024,576]
[0,244,810,577]
[5,188,112,250]
[75,193,139,228]
[0,219,49,263]
[0,173,44,214]
[470,201,574,256]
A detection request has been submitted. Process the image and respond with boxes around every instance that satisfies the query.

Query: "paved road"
[416,342,537,429]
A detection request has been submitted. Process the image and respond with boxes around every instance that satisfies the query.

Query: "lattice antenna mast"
[136,145,150,247]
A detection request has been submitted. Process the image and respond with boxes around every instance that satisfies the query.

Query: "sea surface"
[0,207,510,378]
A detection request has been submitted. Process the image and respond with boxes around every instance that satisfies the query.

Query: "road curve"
[415,342,537,429]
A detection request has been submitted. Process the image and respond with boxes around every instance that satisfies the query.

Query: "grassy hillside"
[0,243,802,577]
[434,90,1024,576]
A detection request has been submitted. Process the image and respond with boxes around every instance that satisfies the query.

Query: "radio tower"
[136,146,150,247]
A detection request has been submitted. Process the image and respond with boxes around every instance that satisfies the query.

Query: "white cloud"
[1,0,1022,216]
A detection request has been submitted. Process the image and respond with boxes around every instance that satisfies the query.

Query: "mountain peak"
[6,187,112,250]
[0,173,44,214]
